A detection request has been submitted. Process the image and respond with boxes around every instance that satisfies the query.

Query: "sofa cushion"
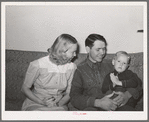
[6,50,48,110]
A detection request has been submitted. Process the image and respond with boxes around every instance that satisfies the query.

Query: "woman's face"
[88,40,106,63]
[63,43,78,62]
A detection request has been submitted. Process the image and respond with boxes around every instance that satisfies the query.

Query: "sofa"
[5,49,143,111]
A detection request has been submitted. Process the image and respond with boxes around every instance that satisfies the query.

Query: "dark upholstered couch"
[5,50,143,111]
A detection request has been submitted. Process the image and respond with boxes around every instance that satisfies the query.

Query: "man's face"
[87,40,106,63]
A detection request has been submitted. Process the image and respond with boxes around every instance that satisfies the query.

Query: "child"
[102,51,141,108]
[21,34,78,111]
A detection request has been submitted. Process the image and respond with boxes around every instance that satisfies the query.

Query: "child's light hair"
[47,34,78,65]
[114,51,131,64]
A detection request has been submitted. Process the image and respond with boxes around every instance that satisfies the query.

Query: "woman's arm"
[22,84,44,105]
[21,61,46,106]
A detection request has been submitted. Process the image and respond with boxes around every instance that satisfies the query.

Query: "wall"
[5,3,144,53]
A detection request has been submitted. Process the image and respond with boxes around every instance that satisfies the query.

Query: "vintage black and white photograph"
[1,1,147,120]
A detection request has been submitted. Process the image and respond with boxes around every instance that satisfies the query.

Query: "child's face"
[112,54,129,73]
[63,43,77,62]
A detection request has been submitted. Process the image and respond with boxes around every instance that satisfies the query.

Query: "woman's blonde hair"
[48,34,78,65]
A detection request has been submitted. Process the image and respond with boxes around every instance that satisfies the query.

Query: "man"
[69,34,142,111]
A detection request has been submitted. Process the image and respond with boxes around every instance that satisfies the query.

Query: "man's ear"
[112,59,115,65]
[85,46,90,53]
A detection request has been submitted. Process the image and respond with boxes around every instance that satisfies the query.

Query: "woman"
[21,34,78,111]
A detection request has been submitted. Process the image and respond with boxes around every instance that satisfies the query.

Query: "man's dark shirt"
[70,57,142,110]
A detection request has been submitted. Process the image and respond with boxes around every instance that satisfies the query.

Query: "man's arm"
[70,69,96,110]
[102,74,114,94]
[70,69,118,111]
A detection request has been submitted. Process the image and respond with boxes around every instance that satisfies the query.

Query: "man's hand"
[110,73,122,86]
[113,91,132,106]
[94,96,118,111]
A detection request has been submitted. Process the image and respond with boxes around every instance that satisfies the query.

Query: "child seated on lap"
[102,51,141,108]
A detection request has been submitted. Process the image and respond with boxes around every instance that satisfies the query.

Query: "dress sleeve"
[23,60,40,88]
[65,63,77,94]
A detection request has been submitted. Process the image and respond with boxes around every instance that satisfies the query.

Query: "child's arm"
[110,71,138,88]
[111,71,142,100]
[123,71,142,100]
[126,74,142,100]
[121,70,138,88]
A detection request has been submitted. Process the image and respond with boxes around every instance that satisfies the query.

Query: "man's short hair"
[85,34,107,48]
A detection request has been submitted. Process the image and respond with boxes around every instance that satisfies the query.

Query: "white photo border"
[1,1,148,120]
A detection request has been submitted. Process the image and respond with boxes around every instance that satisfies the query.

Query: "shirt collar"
[113,69,118,75]
[86,56,101,69]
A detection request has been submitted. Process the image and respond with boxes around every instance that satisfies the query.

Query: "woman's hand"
[41,97,57,107]
[56,94,70,107]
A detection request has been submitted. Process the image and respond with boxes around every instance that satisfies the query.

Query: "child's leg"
[83,107,105,111]
[116,105,136,111]
[116,97,137,111]
[125,97,138,108]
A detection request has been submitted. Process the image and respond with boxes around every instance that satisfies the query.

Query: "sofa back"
[73,51,143,81]
[5,50,143,110]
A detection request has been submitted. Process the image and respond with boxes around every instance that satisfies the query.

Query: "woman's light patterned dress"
[22,56,76,111]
